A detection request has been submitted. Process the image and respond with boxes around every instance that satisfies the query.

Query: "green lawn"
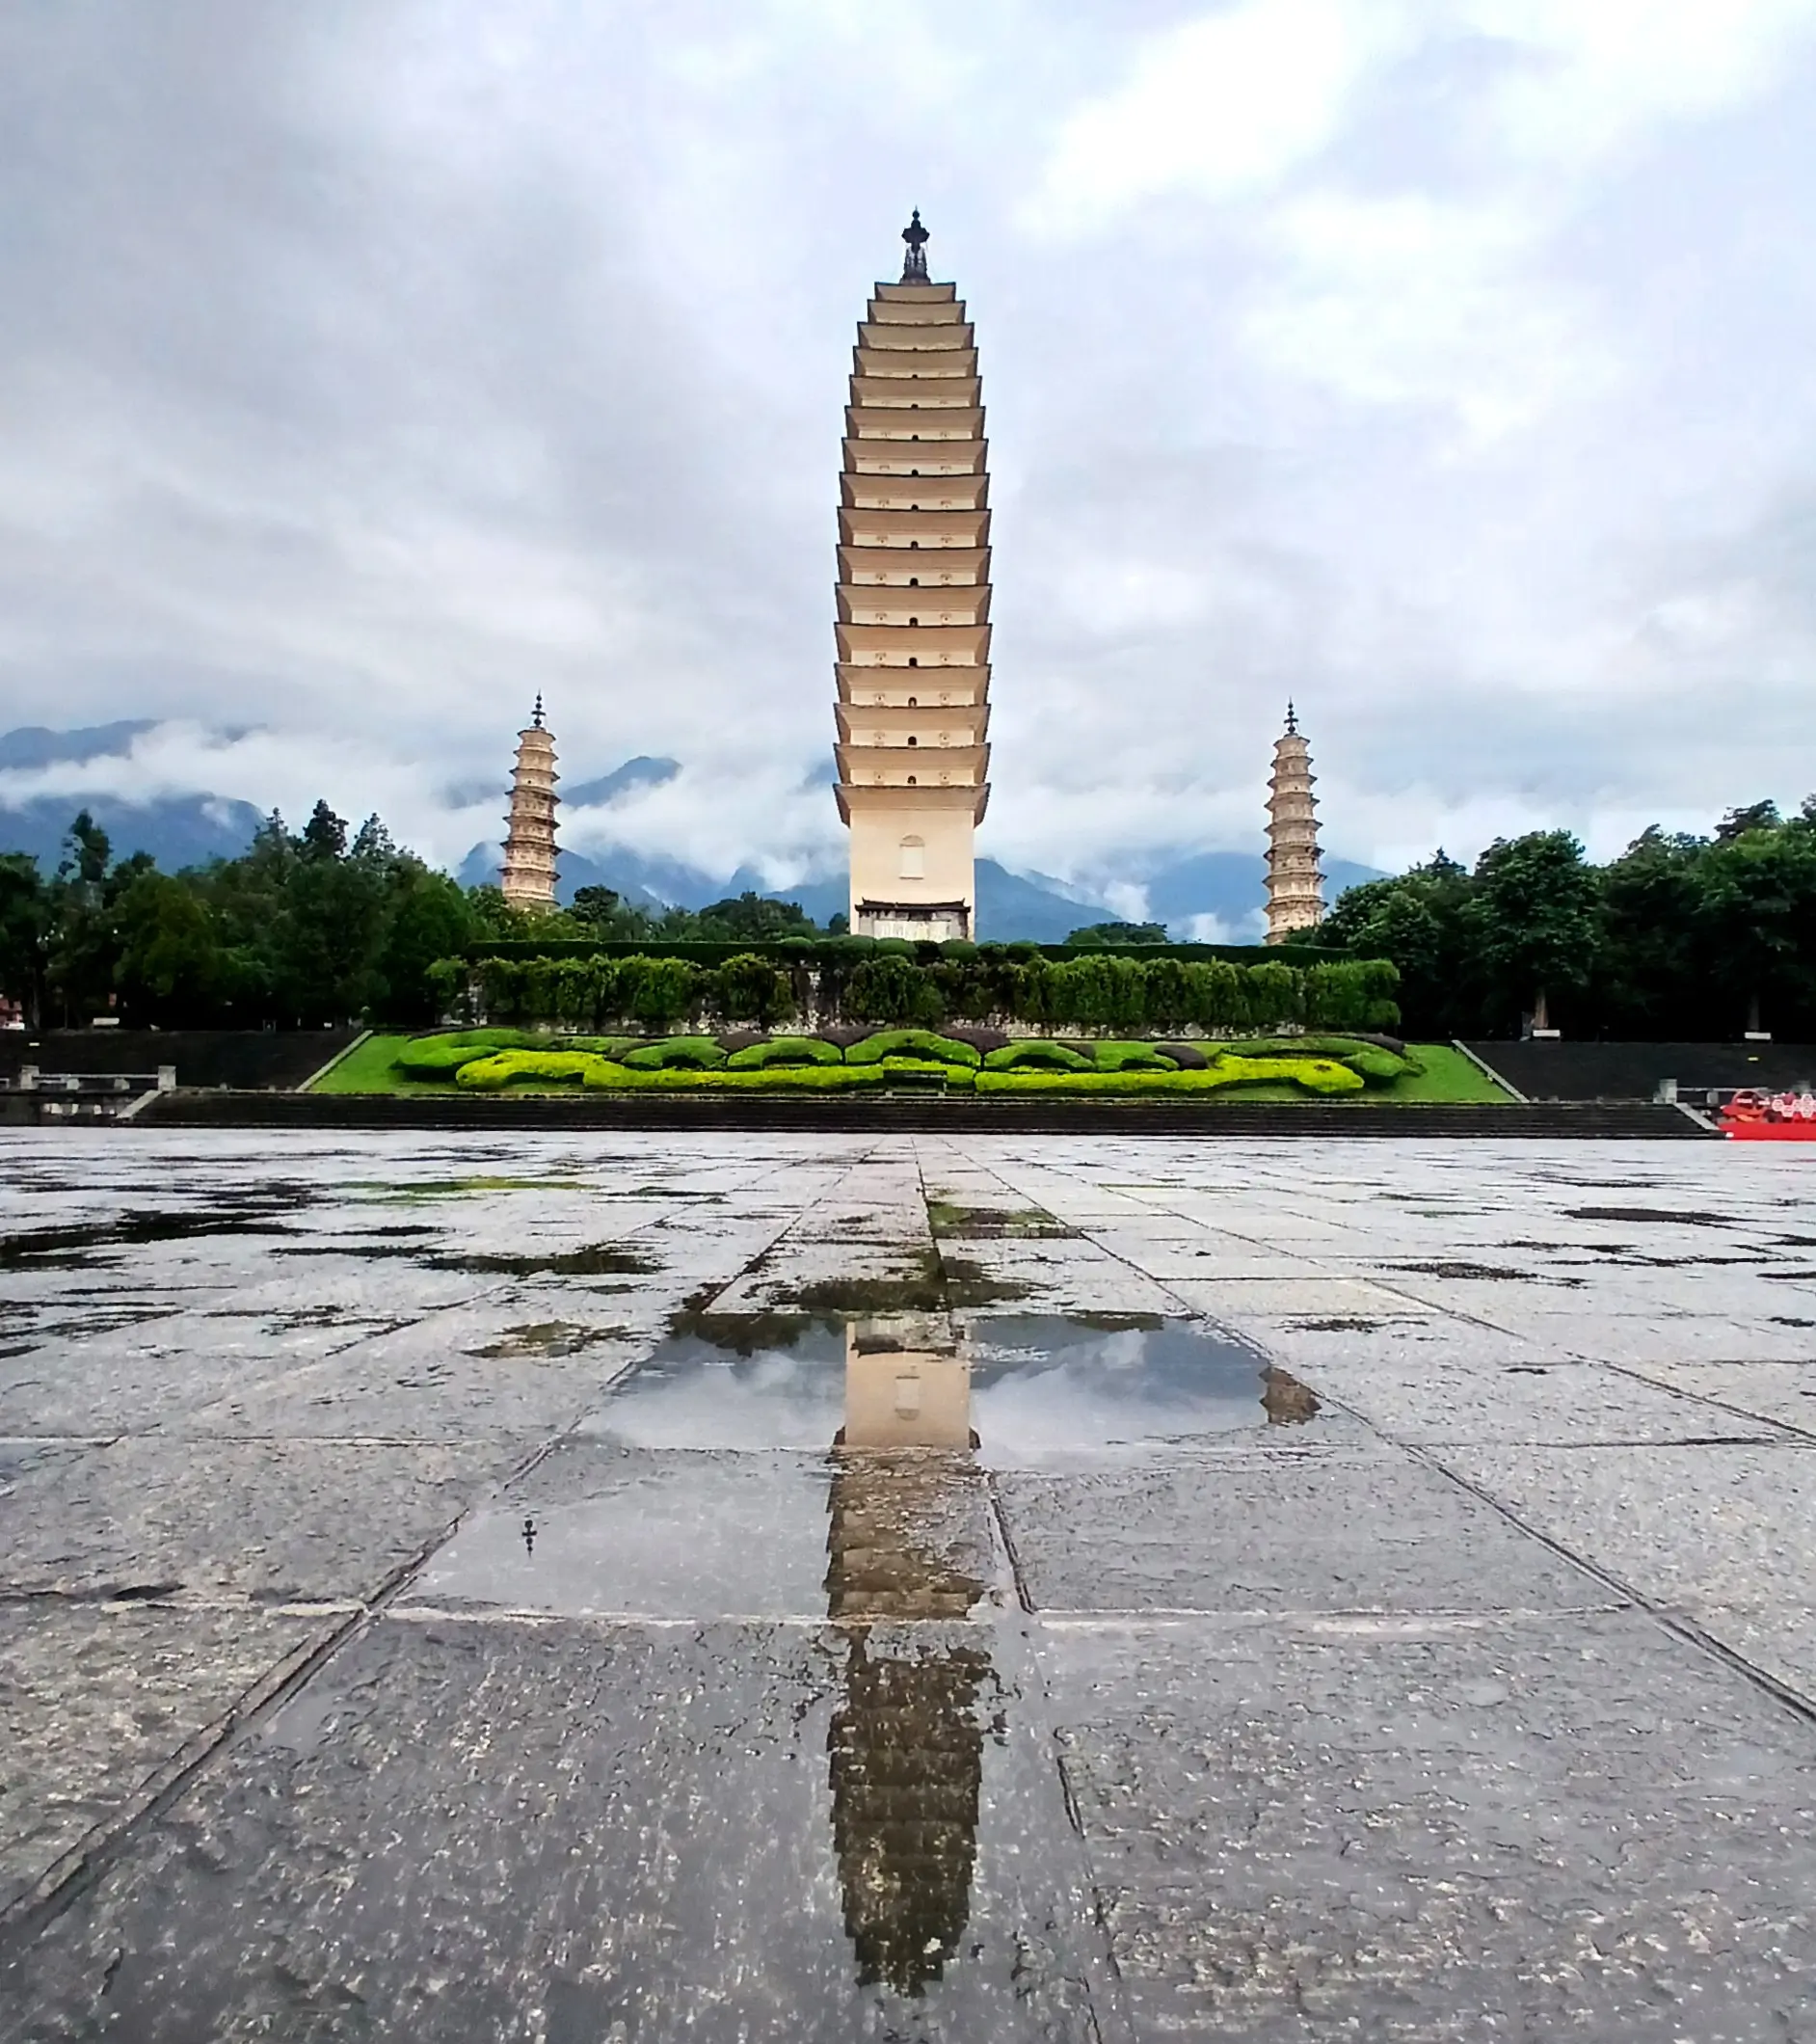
[307,1035,1512,1103]
[307,1034,439,1093]
[1387,1045,1513,1103]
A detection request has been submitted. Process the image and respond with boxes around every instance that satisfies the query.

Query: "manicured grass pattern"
[307,1029,1512,1103]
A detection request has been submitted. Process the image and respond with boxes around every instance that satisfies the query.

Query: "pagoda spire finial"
[900,208,930,283]
[1284,699,1297,736]
[531,692,545,729]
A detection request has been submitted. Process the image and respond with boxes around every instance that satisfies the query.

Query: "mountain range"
[0,722,1380,940]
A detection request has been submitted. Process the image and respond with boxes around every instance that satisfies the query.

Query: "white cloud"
[1030,0,1417,227]
[1467,0,1816,167]
[1242,190,1614,440]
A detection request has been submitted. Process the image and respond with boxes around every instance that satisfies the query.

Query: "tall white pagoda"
[833,212,992,940]
[500,697,559,908]
[1264,704,1324,944]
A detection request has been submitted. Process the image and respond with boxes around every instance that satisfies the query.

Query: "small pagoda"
[500,697,559,908]
[1264,704,1324,943]
[833,211,993,940]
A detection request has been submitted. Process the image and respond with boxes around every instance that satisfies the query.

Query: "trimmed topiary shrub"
[975,1056,1365,1097]
[983,1040,1093,1071]
[455,1050,613,1090]
[393,1038,506,1076]
[621,1035,728,1069]
[1092,1040,1177,1071]
[725,1035,844,1069]
[844,1029,981,1067]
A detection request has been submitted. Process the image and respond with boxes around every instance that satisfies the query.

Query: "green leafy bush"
[456,1050,613,1090]
[394,1040,493,1076]
[1338,1043,1419,1083]
[621,1035,728,1069]
[844,1029,981,1066]
[452,1051,895,1093]
[975,1056,1365,1097]
[845,953,945,1027]
[1092,1040,1177,1071]
[712,953,795,1029]
[452,948,1401,1037]
[983,1040,1093,1071]
[617,955,700,1033]
[725,1035,843,1068]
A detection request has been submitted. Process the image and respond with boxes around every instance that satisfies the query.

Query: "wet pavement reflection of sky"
[577,1313,1318,1461]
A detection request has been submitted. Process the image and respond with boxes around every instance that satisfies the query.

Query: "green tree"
[1322,852,1478,1036]
[1474,831,1601,1034]
[0,854,49,1027]
[46,812,124,1025]
[1692,820,1816,1037]
[695,891,818,941]
[376,868,475,1025]
[1595,827,1706,1035]
[116,870,225,1024]
[1064,921,1167,947]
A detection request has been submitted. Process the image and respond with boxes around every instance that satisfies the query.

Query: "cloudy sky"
[3,0,1816,891]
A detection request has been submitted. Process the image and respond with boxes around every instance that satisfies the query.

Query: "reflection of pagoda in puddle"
[825,1316,988,1998]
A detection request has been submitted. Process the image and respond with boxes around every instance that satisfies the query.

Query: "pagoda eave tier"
[841,471,990,509]
[836,703,991,741]
[847,408,984,443]
[871,280,960,305]
[839,508,990,549]
[837,739,989,775]
[838,542,991,579]
[856,320,975,350]
[835,621,990,663]
[837,665,989,703]
[849,377,981,409]
[837,587,992,627]
[842,440,987,477]
[837,780,990,825]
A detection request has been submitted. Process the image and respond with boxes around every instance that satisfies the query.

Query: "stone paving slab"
[1041,1609,1816,2042]
[418,1445,850,1621]
[1296,1355,1792,1444]
[0,1615,1109,2044]
[995,1449,1605,1616]
[1617,1358,1816,1439]
[1433,1439,1816,1700]
[0,1437,517,1602]
[0,1602,326,1917]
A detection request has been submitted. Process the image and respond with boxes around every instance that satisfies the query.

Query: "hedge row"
[446,1048,1370,1096]
[430,950,1400,1035]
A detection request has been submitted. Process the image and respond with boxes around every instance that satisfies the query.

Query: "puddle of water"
[574,1312,1318,1460]
[1566,1206,1735,1227]
[0,1213,295,1267]
[467,1321,632,1359]
[436,1246,659,1278]
[927,1201,1076,1240]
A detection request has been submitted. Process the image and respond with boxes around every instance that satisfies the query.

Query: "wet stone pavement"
[2,1133,1816,2039]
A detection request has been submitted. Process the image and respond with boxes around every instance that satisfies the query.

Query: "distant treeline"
[1323,807,1816,1039]
[0,803,832,1030]
[4,799,1806,1040]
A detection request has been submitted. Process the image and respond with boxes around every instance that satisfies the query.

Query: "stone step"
[139,1093,1717,1139]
